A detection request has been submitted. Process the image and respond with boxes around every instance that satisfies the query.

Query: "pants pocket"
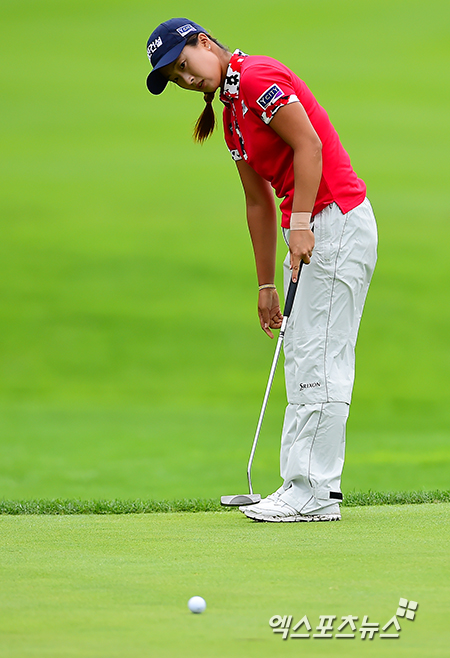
[313,209,332,262]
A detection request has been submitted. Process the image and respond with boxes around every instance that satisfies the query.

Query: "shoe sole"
[244,512,341,523]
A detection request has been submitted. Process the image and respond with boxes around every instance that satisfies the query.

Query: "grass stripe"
[343,489,450,506]
[0,490,449,515]
[0,498,226,515]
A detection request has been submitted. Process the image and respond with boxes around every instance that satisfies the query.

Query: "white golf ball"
[188,596,207,614]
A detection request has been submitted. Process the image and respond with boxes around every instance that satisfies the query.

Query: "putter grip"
[283,264,302,318]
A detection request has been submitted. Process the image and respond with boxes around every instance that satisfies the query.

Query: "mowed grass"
[1,405,449,500]
[0,0,449,500]
[0,505,449,658]
[1,2,449,657]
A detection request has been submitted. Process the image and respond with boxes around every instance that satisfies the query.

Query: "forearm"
[235,160,282,338]
[286,144,322,277]
[291,145,322,213]
[246,201,278,286]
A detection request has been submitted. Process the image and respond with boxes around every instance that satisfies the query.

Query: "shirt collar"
[220,49,248,104]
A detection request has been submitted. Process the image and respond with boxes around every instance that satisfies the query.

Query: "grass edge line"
[0,490,449,515]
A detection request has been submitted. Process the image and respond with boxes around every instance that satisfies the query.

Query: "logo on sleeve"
[256,84,284,110]
[176,24,196,37]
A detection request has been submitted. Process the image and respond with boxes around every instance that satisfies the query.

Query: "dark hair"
[183,33,228,143]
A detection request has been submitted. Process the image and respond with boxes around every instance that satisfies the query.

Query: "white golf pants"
[280,198,378,513]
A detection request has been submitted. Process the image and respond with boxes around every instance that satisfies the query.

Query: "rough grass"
[1,0,449,506]
[0,490,449,514]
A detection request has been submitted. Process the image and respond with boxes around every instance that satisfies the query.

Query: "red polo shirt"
[220,51,366,228]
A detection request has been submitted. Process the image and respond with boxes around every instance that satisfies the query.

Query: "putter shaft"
[247,320,287,494]
[247,270,302,495]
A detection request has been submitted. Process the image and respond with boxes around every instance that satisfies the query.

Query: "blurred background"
[0,0,449,500]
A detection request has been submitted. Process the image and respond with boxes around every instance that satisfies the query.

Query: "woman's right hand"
[258,288,283,339]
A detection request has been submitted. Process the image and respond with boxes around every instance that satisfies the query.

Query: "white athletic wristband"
[258,284,277,291]
[290,212,312,230]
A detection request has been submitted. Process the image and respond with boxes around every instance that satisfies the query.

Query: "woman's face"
[161,35,223,94]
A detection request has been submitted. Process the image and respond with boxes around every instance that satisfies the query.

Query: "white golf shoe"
[238,486,285,513]
[243,498,341,523]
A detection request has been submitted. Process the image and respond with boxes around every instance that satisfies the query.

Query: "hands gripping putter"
[221,265,302,506]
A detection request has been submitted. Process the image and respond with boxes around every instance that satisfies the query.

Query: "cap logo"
[176,24,196,37]
[147,36,163,62]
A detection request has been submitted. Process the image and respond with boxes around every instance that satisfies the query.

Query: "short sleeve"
[240,62,300,125]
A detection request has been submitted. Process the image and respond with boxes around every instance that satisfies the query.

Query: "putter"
[221,265,303,506]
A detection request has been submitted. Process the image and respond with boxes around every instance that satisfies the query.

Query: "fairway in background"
[0,0,449,500]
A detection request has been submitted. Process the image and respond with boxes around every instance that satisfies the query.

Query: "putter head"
[220,494,261,507]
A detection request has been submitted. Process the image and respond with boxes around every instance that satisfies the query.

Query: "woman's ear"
[197,32,211,49]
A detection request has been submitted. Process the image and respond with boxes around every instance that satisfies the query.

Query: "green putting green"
[0,505,448,657]
[1,1,448,656]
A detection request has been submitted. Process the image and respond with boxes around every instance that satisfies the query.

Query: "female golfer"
[146,19,377,522]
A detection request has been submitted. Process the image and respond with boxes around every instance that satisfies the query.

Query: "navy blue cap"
[146,18,207,95]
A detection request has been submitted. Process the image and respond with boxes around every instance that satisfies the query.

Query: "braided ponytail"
[180,32,227,143]
[193,92,216,143]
